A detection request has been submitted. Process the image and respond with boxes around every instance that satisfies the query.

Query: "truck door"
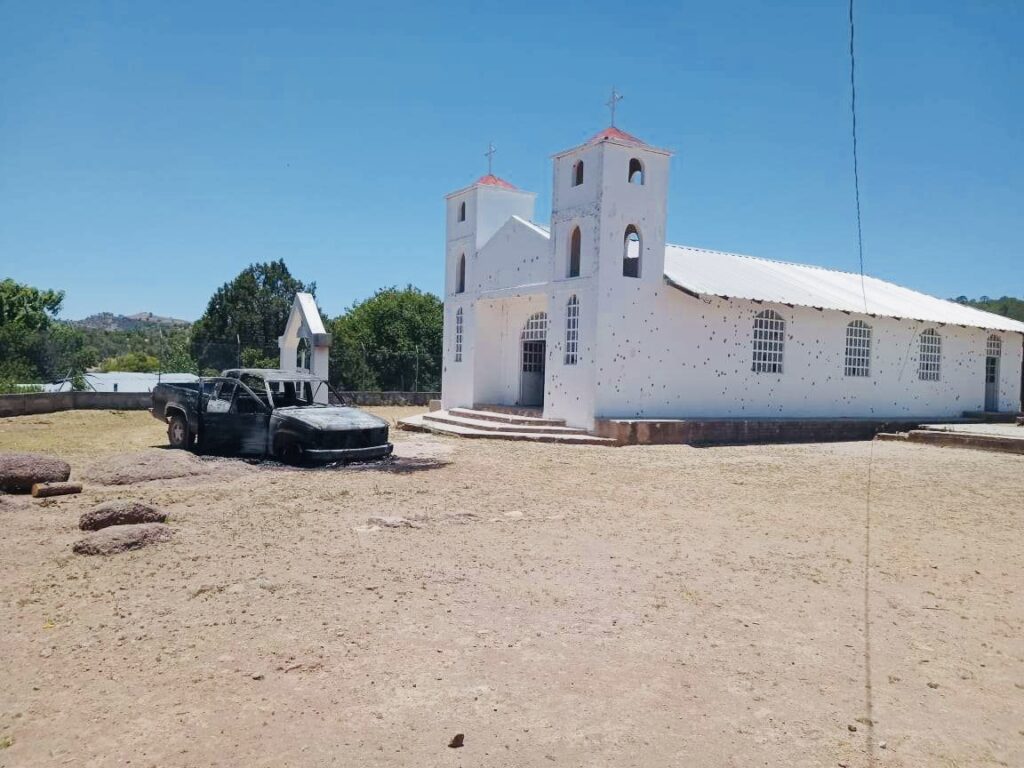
[231,380,271,455]
[201,379,237,455]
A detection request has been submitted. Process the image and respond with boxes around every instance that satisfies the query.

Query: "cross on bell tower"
[484,142,496,175]
[606,87,623,127]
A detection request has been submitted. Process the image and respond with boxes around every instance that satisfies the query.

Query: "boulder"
[72,523,172,556]
[0,452,71,493]
[79,500,167,531]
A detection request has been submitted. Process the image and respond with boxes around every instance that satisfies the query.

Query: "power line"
[849,2,877,766]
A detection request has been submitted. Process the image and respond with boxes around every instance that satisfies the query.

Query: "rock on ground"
[366,516,421,529]
[0,452,71,493]
[79,500,167,531]
[81,449,250,486]
[72,523,173,556]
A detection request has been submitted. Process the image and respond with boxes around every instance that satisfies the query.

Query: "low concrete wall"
[340,392,439,407]
[0,391,440,418]
[0,392,151,417]
[595,417,931,446]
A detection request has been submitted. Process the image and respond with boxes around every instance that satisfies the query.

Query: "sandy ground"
[0,408,1022,768]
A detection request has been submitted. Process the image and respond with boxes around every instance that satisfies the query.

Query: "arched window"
[752,310,785,374]
[844,320,872,377]
[458,201,466,222]
[572,160,584,187]
[564,295,580,365]
[622,225,641,278]
[454,308,463,363]
[455,254,466,294]
[296,337,311,370]
[628,158,644,185]
[568,226,581,278]
[918,329,941,381]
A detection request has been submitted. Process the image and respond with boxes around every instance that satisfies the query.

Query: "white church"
[440,123,1024,433]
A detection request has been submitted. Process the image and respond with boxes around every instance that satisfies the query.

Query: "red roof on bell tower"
[473,174,517,190]
[586,125,649,148]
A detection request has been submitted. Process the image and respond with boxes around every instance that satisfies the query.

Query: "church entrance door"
[519,312,548,407]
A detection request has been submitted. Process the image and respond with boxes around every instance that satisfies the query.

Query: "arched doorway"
[519,312,548,406]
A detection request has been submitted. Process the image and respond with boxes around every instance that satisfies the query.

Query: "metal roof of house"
[663,245,1024,334]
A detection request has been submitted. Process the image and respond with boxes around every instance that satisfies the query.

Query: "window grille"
[454,308,463,362]
[844,320,871,377]
[564,296,579,365]
[986,335,1001,358]
[986,335,1001,386]
[918,329,941,381]
[752,310,785,373]
[521,311,548,341]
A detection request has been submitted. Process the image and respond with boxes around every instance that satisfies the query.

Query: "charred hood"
[272,406,389,432]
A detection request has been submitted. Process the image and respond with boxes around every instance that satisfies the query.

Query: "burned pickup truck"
[151,368,393,464]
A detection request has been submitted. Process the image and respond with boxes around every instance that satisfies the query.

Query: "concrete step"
[425,411,587,435]
[904,429,1024,455]
[452,407,565,427]
[960,411,1020,423]
[397,413,615,446]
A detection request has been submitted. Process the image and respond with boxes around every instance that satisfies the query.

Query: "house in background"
[440,125,1024,432]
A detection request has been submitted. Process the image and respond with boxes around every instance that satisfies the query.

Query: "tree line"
[0,262,442,393]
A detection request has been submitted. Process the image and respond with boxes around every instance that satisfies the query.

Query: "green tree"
[328,286,442,392]
[98,352,161,373]
[954,295,1024,323]
[190,260,314,372]
[0,278,68,385]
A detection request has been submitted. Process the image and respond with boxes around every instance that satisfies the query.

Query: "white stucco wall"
[473,217,549,293]
[589,285,1024,421]
[473,295,549,407]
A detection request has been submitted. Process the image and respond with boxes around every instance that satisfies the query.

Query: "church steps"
[424,411,586,435]
[397,413,615,446]
[453,407,565,426]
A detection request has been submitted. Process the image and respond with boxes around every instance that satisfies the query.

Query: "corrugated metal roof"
[664,245,1024,334]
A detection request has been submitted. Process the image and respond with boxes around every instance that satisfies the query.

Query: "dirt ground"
[1,408,1021,768]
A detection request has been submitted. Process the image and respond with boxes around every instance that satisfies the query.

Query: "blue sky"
[1,0,1021,321]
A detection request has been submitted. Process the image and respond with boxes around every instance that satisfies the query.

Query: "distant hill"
[953,296,1024,323]
[72,312,191,331]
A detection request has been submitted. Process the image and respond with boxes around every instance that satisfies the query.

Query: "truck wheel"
[276,439,304,466]
[167,413,193,450]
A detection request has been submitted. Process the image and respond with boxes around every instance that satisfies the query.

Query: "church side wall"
[593,287,1023,419]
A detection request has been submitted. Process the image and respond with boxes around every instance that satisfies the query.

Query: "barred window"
[564,295,579,365]
[986,334,1001,358]
[752,310,785,374]
[844,320,872,377]
[918,329,941,381]
[454,308,463,363]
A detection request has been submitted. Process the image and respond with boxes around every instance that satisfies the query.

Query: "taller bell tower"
[543,118,673,428]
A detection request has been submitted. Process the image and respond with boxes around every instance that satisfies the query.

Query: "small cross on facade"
[606,87,623,127]
[484,142,496,175]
